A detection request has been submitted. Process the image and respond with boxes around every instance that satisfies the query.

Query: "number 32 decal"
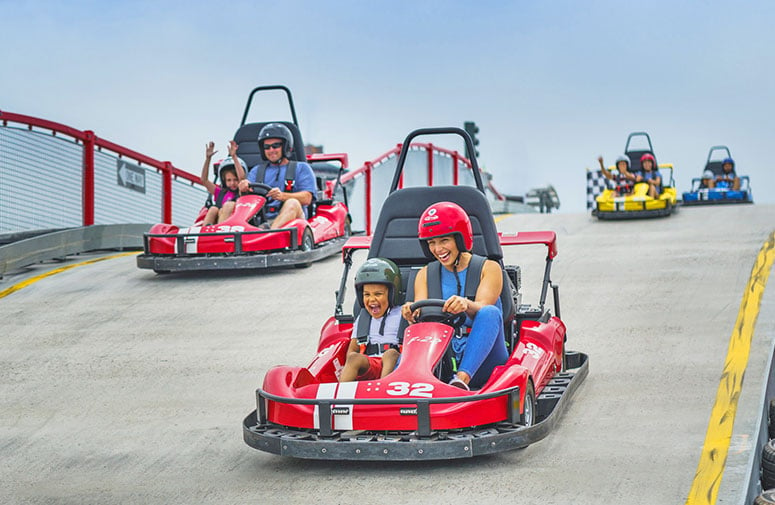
[386,382,434,398]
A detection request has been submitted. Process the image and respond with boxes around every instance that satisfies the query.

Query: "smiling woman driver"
[401,201,508,390]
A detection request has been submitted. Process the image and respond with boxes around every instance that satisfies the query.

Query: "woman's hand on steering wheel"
[442,295,469,315]
[408,299,467,328]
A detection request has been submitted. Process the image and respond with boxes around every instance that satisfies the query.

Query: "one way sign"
[117,160,146,194]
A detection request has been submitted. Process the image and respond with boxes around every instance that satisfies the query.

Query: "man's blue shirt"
[246,161,317,219]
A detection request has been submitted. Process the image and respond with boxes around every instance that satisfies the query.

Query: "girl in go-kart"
[636,153,662,199]
[401,202,509,391]
[199,140,247,226]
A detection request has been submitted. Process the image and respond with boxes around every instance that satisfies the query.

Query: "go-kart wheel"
[769,399,775,439]
[409,299,467,328]
[294,228,315,269]
[245,182,272,197]
[762,440,775,493]
[301,228,314,252]
[521,380,536,427]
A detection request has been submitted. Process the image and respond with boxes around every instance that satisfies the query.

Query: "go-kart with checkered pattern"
[592,132,678,220]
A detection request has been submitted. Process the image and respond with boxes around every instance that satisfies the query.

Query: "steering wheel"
[243,182,272,197]
[409,299,467,329]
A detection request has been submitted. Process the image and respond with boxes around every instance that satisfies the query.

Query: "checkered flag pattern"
[586,169,611,209]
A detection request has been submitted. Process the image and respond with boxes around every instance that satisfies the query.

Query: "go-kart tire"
[521,380,536,427]
[763,439,775,464]
[762,469,775,492]
[755,489,775,505]
[761,440,775,490]
[294,228,315,269]
[768,399,775,439]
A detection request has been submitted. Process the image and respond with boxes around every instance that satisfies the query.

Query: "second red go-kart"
[136,85,351,273]
[243,127,589,460]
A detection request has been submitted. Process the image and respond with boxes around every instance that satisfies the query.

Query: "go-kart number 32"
[386,382,434,398]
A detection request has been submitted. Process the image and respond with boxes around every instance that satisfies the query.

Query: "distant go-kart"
[681,145,753,205]
[136,85,351,273]
[242,127,589,461]
[592,131,678,220]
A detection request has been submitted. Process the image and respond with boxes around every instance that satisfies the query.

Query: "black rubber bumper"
[243,352,589,461]
[136,237,346,272]
[681,198,753,207]
[594,204,675,220]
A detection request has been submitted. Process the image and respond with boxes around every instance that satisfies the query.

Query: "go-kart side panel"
[307,339,348,383]
[511,317,565,393]
[309,203,348,243]
[316,316,354,353]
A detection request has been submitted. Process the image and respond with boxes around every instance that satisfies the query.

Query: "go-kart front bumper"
[243,351,589,461]
[136,236,346,273]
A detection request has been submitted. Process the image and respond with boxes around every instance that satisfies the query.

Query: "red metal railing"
[0,110,200,226]
[339,142,489,234]
[2,111,498,234]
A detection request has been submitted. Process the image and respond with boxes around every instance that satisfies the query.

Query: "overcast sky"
[2,0,773,212]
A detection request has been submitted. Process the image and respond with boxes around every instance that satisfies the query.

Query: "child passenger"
[339,258,403,382]
[199,140,247,226]
[598,155,633,196]
[638,153,662,198]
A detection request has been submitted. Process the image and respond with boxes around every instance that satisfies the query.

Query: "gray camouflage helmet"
[355,257,402,307]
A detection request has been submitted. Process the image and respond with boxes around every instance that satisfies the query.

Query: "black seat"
[368,185,503,265]
[233,121,307,170]
[626,149,657,172]
[704,160,724,177]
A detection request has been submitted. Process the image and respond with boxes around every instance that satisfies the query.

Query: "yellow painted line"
[686,231,775,505]
[494,213,512,223]
[0,251,140,300]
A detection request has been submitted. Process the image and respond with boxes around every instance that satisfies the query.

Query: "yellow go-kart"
[592,132,678,220]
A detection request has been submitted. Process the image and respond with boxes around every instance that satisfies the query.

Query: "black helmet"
[354,258,402,307]
[258,123,294,160]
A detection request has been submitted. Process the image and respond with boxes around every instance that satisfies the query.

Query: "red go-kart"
[137,85,351,273]
[243,127,588,460]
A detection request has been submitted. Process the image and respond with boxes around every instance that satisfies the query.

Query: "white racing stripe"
[173,227,201,254]
[333,382,357,430]
[313,383,338,430]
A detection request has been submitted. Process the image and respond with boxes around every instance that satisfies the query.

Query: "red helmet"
[640,153,655,164]
[418,201,473,258]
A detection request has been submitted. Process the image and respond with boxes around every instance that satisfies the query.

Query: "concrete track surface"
[2,205,774,505]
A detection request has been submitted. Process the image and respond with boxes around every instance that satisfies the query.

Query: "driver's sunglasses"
[263,142,283,150]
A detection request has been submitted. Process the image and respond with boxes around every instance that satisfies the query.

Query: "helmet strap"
[453,253,462,296]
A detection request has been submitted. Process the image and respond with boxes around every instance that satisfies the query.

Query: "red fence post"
[82,130,95,226]
[163,162,173,224]
[365,161,373,235]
